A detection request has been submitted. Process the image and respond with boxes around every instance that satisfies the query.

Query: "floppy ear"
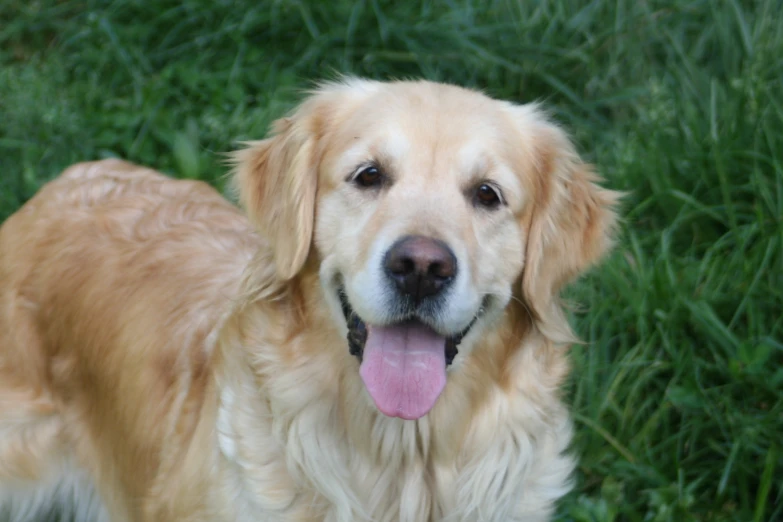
[232,78,381,283]
[520,111,621,343]
[233,113,319,281]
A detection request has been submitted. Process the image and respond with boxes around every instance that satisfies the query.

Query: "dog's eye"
[473,183,503,209]
[353,166,384,189]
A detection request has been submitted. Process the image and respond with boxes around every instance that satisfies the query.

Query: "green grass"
[1,1,781,520]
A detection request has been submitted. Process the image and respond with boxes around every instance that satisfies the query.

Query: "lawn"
[1,1,781,521]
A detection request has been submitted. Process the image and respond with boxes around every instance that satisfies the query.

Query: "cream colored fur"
[0,78,620,521]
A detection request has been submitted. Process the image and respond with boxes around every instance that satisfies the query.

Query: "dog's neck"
[211,270,572,519]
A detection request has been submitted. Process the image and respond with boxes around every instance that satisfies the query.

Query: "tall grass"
[1,1,780,520]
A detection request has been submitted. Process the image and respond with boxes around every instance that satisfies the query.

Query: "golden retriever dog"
[0,78,619,521]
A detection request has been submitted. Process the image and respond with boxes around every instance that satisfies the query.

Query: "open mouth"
[337,285,480,420]
[337,288,477,365]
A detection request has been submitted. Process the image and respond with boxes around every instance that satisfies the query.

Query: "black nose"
[384,235,457,302]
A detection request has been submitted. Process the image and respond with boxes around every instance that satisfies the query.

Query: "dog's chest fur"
[215,364,574,522]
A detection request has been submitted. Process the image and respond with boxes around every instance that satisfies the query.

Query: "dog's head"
[234,78,619,420]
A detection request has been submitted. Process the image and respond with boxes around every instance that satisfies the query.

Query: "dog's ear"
[233,112,319,281]
[516,107,621,343]
[233,79,379,281]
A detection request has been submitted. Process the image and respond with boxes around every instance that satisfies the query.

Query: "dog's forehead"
[368,87,506,143]
[324,91,513,181]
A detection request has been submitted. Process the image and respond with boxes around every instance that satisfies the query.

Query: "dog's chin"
[336,285,482,420]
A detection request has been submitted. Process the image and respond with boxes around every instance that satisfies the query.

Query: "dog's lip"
[336,285,480,365]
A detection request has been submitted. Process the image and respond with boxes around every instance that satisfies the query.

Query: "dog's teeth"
[445,339,459,366]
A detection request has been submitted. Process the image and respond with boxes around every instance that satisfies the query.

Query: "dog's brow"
[460,154,494,185]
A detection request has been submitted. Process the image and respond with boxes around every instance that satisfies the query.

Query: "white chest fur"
[216,382,574,522]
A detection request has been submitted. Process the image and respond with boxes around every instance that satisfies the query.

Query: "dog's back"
[0,159,256,520]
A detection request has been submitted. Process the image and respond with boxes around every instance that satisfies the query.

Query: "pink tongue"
[359,322,447,420]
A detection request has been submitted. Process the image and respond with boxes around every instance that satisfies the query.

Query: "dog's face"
[235,79,619,420]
